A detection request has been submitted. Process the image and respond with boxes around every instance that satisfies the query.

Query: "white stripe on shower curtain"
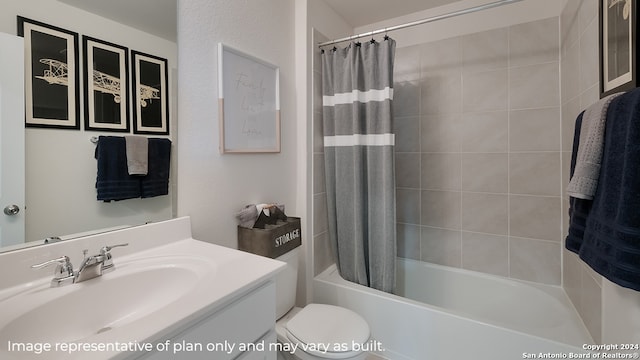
[321,39,397,293]
[322,87,394,106]
[324,133,395,147]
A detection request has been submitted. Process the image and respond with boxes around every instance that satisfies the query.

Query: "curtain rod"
[318,0,525,47]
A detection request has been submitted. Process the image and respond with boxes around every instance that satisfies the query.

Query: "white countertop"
[0,217,285,360]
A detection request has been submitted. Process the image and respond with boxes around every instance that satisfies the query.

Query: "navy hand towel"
[141,138,172,198]
[566,88,640,291]
[95,136,141,201]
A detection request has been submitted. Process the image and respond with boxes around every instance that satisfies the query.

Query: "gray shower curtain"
[321,39,396,293]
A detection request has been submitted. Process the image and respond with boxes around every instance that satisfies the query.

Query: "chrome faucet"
[75,251,106,282]
[31,243,129,287]
[76,243,128,282]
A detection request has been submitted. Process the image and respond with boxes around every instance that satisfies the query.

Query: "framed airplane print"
[18,16,80,129]
[83,36,130,132]
[131,50,169,135]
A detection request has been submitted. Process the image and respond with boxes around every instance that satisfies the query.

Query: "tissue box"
[237,217,301,259]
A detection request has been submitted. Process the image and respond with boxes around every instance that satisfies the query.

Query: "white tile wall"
[560,0,602,342]
[394,16,563,286]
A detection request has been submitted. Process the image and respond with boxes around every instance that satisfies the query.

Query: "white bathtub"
[314,258,593,360]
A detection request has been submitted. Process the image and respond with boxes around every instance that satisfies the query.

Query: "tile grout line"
[459,38,464,270]
[507,23,512,280]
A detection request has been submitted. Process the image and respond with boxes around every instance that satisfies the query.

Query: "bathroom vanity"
[0,217,284,360]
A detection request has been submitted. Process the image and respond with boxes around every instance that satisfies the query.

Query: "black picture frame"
[17,16,80,129]
[600,0,638,97]
[131,51,169,135]
[83,36,130,132]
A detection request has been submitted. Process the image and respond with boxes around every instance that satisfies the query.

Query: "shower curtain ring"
[352,34,361,47]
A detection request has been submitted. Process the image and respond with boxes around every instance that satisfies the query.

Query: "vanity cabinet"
[0,218,285,360]
[137,281,276,360]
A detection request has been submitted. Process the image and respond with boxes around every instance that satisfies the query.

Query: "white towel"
[235,204,258,228]
[566,92,623,200]
[125,136,148,175]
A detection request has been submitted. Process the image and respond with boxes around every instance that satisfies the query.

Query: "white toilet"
[274,248,371,360]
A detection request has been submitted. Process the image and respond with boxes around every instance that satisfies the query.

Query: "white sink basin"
[0,256,212,345]
[0,236,283,360]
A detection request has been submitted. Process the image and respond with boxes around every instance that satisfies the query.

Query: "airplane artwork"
[91,69,123,103]
[138,84,159,108]
[35,58,69,86]
[35,58,159,106]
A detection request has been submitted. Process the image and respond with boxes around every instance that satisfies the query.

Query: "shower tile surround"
[310,1,606,344]
[393,16,562,285]
[312,19,564,286]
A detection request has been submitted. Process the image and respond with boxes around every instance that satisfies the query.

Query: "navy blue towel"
[565,112,593,253]
[566,88,640,291]
[141,138,172,198]
[95,136,141,201]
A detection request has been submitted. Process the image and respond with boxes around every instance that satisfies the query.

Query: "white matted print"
[218,43,280,153]
[83,36,129,132]
[18,17,80,129]
[132,51,169,135]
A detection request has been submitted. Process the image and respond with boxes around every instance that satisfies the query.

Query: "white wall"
[176,0,350,306]
[309,0,353,40]
[354,0,565,48]
[176,0,296,250]
[0,0,177,243]
[295,0,314,307]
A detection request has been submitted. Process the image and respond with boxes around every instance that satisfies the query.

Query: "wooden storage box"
[237,217,301,259]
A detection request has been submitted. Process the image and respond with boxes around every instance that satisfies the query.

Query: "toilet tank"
[274,247,299,319]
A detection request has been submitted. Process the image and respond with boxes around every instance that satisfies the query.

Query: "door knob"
[3,204,20,216]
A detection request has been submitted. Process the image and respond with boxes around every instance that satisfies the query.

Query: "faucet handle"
[100,243,129,254]
[31,255,72,270]
[100,243,128,273]
[31,256,75,287]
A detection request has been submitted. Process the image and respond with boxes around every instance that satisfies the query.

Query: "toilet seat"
[285,304,370,359]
